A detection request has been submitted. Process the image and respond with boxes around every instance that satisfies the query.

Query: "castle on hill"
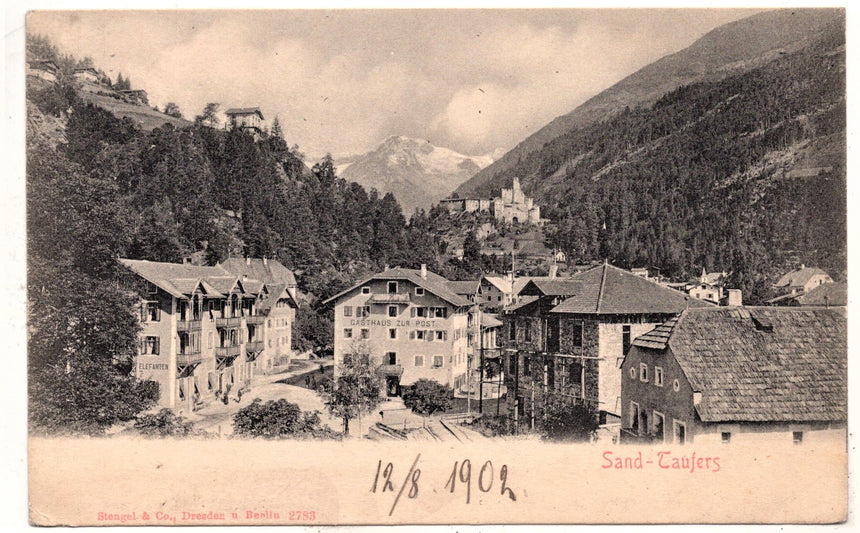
[440,178,543,225]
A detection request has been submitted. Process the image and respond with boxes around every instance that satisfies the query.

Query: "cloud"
[27,9,757,160]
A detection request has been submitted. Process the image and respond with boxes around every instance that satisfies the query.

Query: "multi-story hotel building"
[119,257,297,413]
[324,265,471,397]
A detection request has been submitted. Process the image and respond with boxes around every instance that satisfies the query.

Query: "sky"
[27,9,759,160]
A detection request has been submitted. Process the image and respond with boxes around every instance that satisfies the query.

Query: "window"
[433,355,444,368]
[415,287,425,296]
[414,355,424,367]
[344,306,353,317]
[141,301,160,322]
[524,324,531,342]
[509,322,517,341]
[622,325,631,355]
[572,321,583,347]
[654,412,665,442]
[629,367,637,379]
[356,306,371,318]
[793,431,803,445]
[268,319,272,328]
[630,402,640,434]
[673,379,680,392]
[388,328,397,340]
[434,307,448,318]
[386,352,397,365]
[388,306,398,318]
[361,286,370,294]
[388,281,398,294]
[208,332,213,349]
[655,367,664,387]
[360,328,369,339]
[415,330,426,340]
[142,336,160,355]
[435,330,446,341]
[344,328,353,339]
[673,420,686,445]
[721,432,731,444]
[146,282,157,295]
[639,363,648,382]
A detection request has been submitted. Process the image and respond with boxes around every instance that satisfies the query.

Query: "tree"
[163,102,182,118]
[233,398,337,438]
[320,343,382,435]
[271,115,283,139]
[196,102,220,128]
[402,379,453,415]
[542,396,600,442]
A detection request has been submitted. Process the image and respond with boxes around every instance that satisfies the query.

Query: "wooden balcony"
[177,319,202,332]
[368,293,411,304]
[216,316,243,328]
[177,350,204,366]
[245,315,265,326]
[215,344,242,358]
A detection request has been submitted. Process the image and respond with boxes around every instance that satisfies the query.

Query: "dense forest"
[474,23,846,303]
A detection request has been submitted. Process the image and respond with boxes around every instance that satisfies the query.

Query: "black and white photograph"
[17,6,850,526]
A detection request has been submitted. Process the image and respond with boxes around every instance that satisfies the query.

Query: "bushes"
[232,398,338,439]
[133,408,197,437]
[543,397,600,442]
[402,379,453,415]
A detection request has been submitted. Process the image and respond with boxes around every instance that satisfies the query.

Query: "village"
[24,16,847,445]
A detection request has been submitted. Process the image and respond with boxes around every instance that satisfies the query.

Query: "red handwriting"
[601,451,720,472]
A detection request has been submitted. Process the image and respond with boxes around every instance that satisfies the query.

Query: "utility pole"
[478,306,484,414]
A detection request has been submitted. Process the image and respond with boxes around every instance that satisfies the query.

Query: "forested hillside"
[472,21,845,303]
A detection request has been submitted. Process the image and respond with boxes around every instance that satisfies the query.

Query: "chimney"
[420,264,427,280]
[246,257,251,265]
[726,289,742,307]
[693,392,702,406]
[263,257,268,266]
[549,264,558,278]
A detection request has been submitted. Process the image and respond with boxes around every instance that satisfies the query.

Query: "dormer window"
[361,286,370,294]
[415,287,425,296]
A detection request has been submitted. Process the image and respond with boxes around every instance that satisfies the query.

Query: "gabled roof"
[506,295,539,313]
[322,267,470,307]
[796,282,847,307]
[73,67,99,75]
[482,275,512,294]
[518,278,579,297]
[633,307,847,424]
[119,259,232,298]
[550,263,713,315]
[225,107,264,119]
[481,313,503,328]
[256,283,298,311]
[218,257,297,287]
[774,267,831,288]
[447,280,481,296]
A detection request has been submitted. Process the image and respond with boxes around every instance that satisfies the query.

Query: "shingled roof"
[323,267,470,307]
[774,266,831,288]
[796,282,847,307]
[550,263,712,315]
[119,259,234,298]
[218,257,297,287]
[636,307,847,423]
[518,278,580,297]
[447,280,481,297]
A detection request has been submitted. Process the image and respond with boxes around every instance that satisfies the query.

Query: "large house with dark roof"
[501,262,712,435]
[324,265,471,397]
[119,257,297,412]
[225,107,265,136]
[620,307,847,445]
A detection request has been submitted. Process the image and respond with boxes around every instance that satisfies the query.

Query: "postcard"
[23,7,848,526]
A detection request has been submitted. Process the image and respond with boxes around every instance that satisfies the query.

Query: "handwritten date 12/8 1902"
[371,454,517,516]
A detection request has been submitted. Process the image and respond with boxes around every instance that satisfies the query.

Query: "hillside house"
[501,263,712,435]
[324,265,471,397]
[73,67,100,84]
[26,59,59,83]
[225,107,265,135]
[119,89,149,106]
[772,265,833,297]
[479,274,514,311]
[621,307,846,445]
[119,258,296,413]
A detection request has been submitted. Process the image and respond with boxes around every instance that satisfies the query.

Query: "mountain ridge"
[456,8,844,196]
